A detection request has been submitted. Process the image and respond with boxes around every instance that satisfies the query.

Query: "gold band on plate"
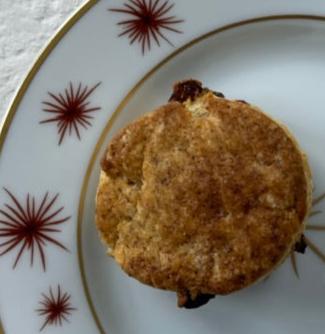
[1,3,325,333]
[0,0,99,155]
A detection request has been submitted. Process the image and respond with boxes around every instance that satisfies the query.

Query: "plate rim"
[0,1,98,333]
[0,0,99,156]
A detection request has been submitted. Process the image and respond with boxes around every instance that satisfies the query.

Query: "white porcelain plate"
[1,1,325,333]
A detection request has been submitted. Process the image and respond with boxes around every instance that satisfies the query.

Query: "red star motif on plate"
[290,192,325,278]
[40,82,101,145]
[110,0,184,54]
[0,188,70,271]
[37,285,76,331]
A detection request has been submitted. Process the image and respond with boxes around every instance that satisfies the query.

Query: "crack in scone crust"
[96,89,311,304]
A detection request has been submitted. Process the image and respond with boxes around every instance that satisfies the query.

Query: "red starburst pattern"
[37,285,76,331]
[40,82,101,145]
[110,0,184,54]
[0,188,70,271]
[290,192,325,278]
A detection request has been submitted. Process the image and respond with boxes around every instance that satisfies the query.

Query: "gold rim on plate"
[0,1,99,333]
[0,0,99,155]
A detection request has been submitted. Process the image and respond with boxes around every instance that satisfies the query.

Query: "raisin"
[294,234,307,254]
[177,290,215,309]
[169,79,203,102]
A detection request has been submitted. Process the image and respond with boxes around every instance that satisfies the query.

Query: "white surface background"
[0,0,84,120]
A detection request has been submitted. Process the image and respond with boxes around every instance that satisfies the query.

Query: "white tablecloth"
[0,0,84,120]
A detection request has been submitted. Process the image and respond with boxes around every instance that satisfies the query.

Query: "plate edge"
[0,1,98,333]
[0,0,99,156]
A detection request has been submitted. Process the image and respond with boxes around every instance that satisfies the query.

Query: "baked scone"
[96,80,312,308]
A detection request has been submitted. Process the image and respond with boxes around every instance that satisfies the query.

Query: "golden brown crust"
[96,89,312,303]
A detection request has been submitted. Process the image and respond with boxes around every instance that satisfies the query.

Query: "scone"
[96,80,312,308]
